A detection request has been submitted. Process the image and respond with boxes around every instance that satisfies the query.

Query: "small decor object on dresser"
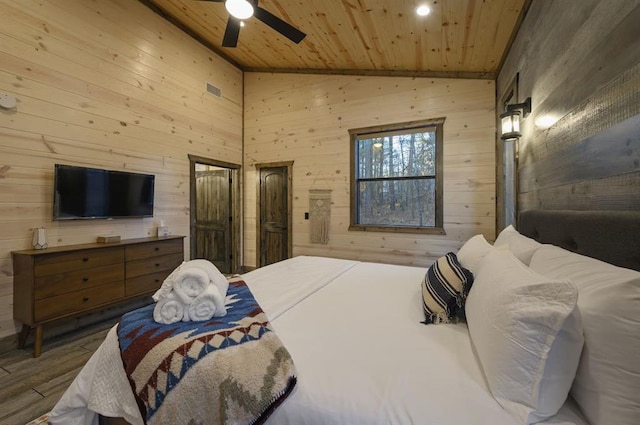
[97,235,121,244]
[157,220,169,237]
[32,227,47,250]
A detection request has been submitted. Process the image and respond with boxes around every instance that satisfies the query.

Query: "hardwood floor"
[0,318,119,425]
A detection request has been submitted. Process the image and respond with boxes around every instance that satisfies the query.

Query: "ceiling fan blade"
[222,16,241,47]
[254,6,306,44]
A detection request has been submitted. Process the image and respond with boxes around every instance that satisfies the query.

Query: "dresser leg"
[18,324,30,349]
[33,325,43,358]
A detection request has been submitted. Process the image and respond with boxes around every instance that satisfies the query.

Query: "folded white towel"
[187,284,226,321]
[153,260,229,302]
[153,292,184,325]
[152,259,229,324]
[172,268,210,307]
[182,259,230,299]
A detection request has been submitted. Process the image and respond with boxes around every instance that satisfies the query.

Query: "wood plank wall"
[244,73,495,268]
[497,0,640,226]
[0,0,243,340]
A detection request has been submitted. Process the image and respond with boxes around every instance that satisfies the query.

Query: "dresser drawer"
[126,239,183,261]
[34,247,124,277]
[126,270,169,297]
[126,252,183,279]
[34,281,125,322]
[34,263,124,300]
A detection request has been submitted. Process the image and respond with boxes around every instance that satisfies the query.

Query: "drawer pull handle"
[82,277,89,282]
[154,247,160,251]
[155,279,160,283]
[83,297,89,302]
[155,263,160,267]
[82,257,89,262]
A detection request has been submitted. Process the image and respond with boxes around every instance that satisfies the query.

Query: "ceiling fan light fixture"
[225,0,254,20]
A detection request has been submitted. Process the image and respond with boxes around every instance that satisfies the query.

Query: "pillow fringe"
[424,310,451,325]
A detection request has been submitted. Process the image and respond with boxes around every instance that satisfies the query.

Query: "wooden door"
[258,164,292,267]
[194,168,232,273]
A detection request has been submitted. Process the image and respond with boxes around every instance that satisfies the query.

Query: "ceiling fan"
[200,0,306,48]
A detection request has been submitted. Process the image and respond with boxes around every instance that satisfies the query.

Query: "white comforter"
[49,256,588,425]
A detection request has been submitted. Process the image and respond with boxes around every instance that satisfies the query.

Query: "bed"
[48,210,640,425]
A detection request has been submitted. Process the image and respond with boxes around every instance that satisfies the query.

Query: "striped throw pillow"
[421,253,474,324]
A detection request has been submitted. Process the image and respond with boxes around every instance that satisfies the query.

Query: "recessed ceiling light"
[416,5,431,17]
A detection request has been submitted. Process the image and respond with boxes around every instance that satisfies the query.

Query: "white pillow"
[494,225,542,265]
[456,234,493,275]
[529,245,640,425]
[466,249,583,424]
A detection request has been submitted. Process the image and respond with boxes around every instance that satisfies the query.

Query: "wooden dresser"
[12,236,184,357]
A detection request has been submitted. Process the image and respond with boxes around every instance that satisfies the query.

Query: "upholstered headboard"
[518,210,640,272]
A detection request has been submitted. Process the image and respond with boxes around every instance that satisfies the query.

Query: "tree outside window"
[349,118,445,234]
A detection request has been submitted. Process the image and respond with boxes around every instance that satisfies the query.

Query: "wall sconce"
[500,97,531,140]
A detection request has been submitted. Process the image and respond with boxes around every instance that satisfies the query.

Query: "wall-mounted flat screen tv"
[53,164,155,220]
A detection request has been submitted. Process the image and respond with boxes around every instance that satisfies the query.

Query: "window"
[349,118,444,234]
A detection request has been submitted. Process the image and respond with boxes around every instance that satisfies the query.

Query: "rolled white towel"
[153,261,185,302]
[187,284,227,321]
[153,292,184,325]
[182,259,229,299]
[172,268,210,306]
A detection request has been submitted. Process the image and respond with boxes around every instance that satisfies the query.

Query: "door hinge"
[229,216,233,222]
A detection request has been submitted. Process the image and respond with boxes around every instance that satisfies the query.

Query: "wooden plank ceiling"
[143,0,527,77]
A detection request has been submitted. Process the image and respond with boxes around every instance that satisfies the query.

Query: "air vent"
[206,82,222,98]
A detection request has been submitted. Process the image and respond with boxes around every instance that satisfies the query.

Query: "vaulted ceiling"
[144,0,528,78]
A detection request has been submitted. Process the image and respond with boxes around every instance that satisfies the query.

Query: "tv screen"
[53,164,155,220]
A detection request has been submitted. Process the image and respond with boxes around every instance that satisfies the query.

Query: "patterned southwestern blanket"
[117,278,297,425]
